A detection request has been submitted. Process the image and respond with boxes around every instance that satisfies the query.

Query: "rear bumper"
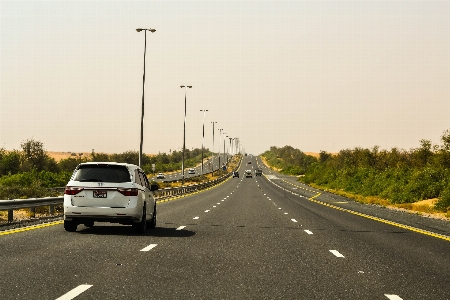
[64,206,142,224]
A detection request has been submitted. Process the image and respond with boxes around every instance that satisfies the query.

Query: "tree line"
[0,139,210,199]
[262,130,450,213]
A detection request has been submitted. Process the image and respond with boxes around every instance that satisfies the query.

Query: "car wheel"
[64,220,78,232]
[148,204,157,229]
[133,205,147,234]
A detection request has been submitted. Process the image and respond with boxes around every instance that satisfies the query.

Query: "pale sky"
[1,0,449,155]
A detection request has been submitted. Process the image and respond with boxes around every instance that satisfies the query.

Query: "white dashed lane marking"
[384,295,403,300]
[176,226,186,230]
[140,244,158,252]
[56,285,93,300]
[304,230,313,235]
[329,250,345,258]
[291,219,298,223]
[193,217,199,220]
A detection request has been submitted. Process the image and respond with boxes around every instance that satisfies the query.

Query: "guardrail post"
[8,209,13,222]
[49,205,55,215]
[29,207,35,218]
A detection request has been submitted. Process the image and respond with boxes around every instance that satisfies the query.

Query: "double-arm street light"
[200,109,208,175]
[181,85,192,185]
[136,27,156,167]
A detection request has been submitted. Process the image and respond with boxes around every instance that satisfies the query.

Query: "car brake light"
[118,188,138,196]
[64,187,84,195]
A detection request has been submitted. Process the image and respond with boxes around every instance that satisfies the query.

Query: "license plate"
[93,190,107,198]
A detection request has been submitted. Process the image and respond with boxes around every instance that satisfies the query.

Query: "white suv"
[63,162,158,233]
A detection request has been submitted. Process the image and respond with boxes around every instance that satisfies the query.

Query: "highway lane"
[1,155,449,299]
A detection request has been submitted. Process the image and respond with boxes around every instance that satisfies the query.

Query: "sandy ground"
[47,151,90,162]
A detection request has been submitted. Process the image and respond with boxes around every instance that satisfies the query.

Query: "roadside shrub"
[436,186,450,212]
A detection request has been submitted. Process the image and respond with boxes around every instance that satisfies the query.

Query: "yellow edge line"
[0,220,64,236]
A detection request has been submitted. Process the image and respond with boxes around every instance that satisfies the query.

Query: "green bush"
[436,186,450,212]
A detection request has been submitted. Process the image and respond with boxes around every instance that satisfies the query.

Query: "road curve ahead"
[1,155,449,299]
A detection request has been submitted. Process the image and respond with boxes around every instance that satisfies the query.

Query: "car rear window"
[73,165,131,183]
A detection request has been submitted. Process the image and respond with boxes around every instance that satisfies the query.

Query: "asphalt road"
[1,155,449,299]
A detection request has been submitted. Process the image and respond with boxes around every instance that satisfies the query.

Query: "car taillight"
[64,187,84,195]
[118,188,138,196]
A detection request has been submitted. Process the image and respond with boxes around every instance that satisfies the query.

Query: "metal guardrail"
[0,169,235,223]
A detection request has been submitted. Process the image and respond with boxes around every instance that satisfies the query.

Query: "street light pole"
[225,135,229,162]
[181,85,192,185]
[200,109,208,175]
[228,137,232,160]
[211,121,217,174]
[222,133,227,168]
[218,128,223,170]
[136,27,156,167]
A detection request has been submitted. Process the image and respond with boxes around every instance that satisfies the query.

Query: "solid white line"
[291,219,298,223]
[140,244,158,252]
[56,284,93,300]
[193,217,199,219]
[304,230,313,235]
[384,295,403,300]
[176,226,186,230]
[330,250,345,258]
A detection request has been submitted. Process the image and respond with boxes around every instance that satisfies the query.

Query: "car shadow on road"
[76,224,195,237]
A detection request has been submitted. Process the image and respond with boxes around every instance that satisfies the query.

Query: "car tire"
[148,204,157,229]
[64,220,78,232]
[133,205,147,234]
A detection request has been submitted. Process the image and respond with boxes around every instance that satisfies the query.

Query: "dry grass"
[0,206,63,223]
[47,151,90,162]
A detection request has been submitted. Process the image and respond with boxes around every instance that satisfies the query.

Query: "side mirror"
[151,184,159,191]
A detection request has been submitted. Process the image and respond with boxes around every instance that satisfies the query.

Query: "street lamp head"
[136,28,156,33]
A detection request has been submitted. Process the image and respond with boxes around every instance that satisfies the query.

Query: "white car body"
[188,168,195,174]
[63,162,157,233]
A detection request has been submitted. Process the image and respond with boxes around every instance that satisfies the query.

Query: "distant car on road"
[255,169,262,176]
[63,162,158,233]
[233,171,239,178]
[188,168,195,174]
[245,170,252,178]
[156,173,165,179]
[247,161,251,164]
